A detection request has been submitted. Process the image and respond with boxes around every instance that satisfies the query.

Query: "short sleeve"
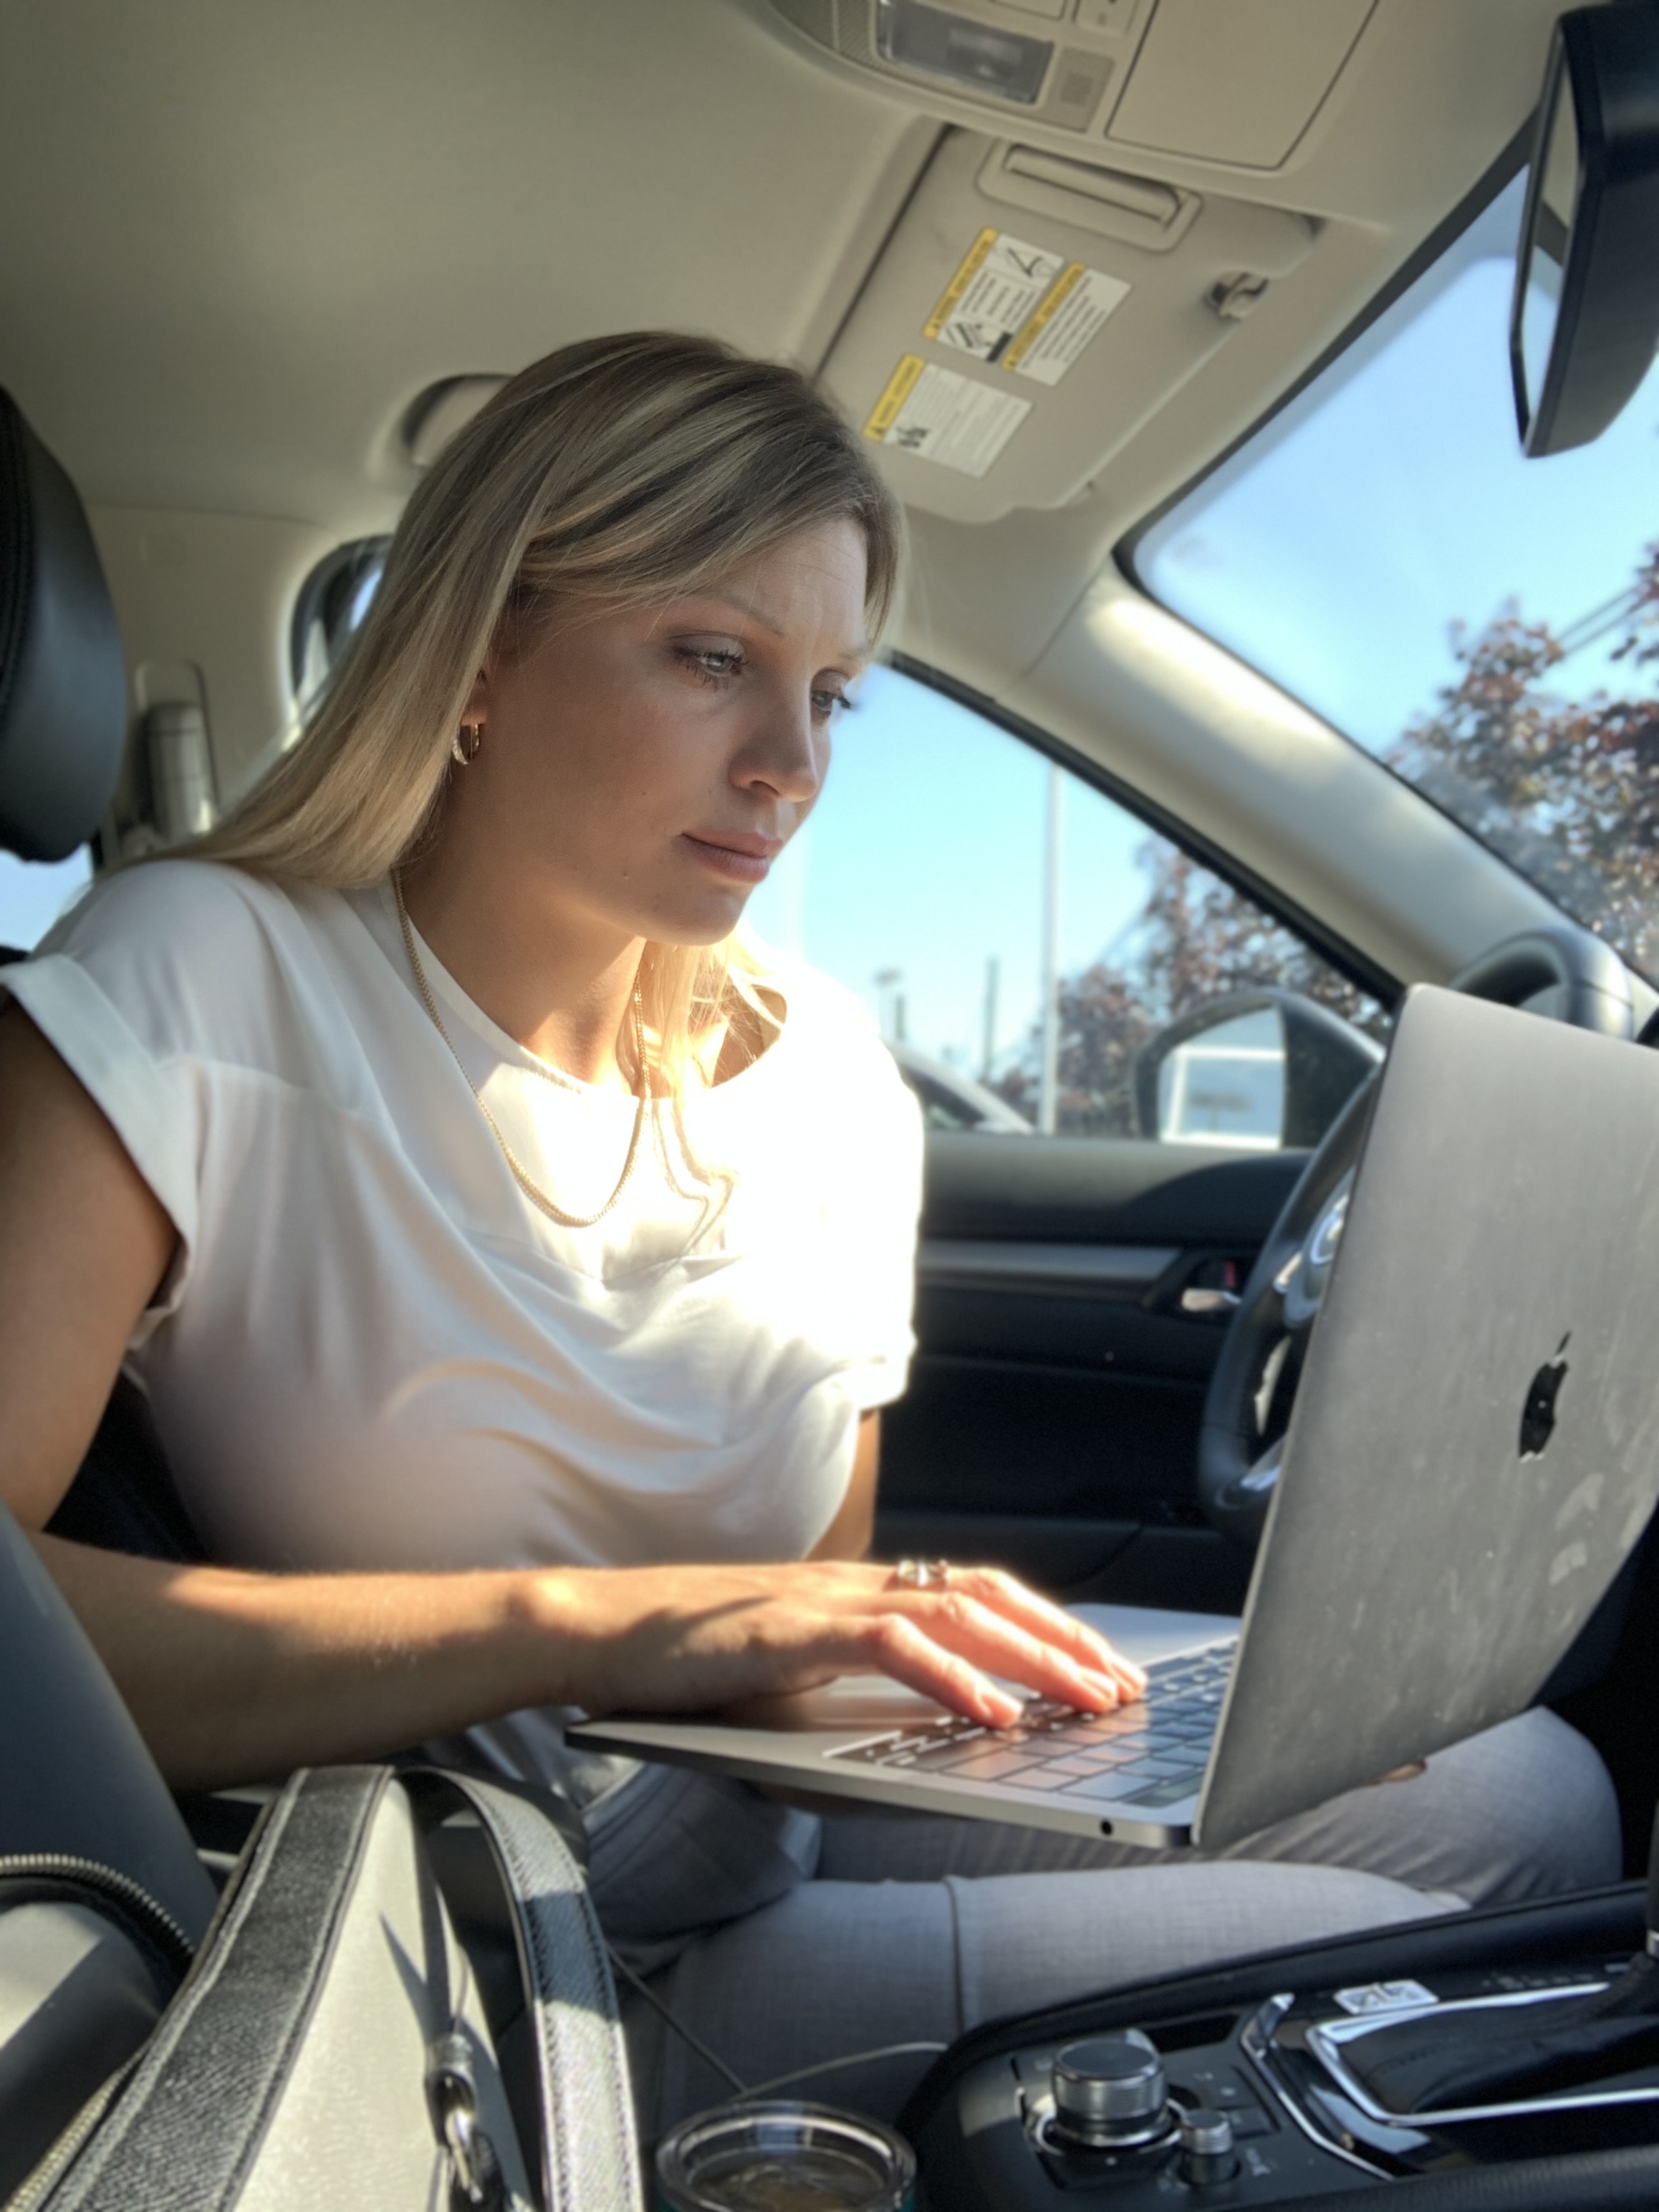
[0,862,282,1335]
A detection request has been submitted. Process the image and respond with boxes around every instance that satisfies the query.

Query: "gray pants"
[593,1709,1620,2137]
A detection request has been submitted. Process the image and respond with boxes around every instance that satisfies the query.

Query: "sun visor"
[819,129,1314,522]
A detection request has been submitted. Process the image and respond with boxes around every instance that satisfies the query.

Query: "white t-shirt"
[4,860,922,1807]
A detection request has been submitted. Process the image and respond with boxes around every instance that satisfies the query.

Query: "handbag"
[0,1504,642,2212]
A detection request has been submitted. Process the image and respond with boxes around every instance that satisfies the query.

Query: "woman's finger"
[759,1606,1026,1726]
[852,1611,1026,1726]
[867,1567,1146,1703]
[933,1567,1148,1696]
[865,1587,1130,1713]
[965,1567,1144,1672]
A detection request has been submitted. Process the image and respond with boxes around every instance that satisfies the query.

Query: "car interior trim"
[1005,573,1624,1002]
[917,1239,1181,1297]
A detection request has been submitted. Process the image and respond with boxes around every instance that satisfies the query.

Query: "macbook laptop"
[570,986,1659,1851]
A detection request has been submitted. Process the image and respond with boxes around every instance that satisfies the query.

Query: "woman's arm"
[0,1002,180,1529]
[809,1410,880,1561]
[1,1004,1143,1790]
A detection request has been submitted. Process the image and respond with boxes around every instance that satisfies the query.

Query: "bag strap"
[405,1769,642,2212]
[24,1766,639,2212]
[34,1766,393,2212]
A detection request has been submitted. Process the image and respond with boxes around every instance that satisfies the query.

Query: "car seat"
[0,387,206,1563]
[0,1490,219,2199]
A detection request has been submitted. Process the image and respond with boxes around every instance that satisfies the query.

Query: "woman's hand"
[535,1559,1147,1728]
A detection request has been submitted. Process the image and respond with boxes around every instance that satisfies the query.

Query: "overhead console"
[766,0,1379,172]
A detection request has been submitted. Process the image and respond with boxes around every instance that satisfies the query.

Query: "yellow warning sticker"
[1003,262,1087,371]
[925,229,1130,387]
[1005,262,1131,386]
[863,355,1030,479]
[926,231,1064,365]
[923,228,1004,342]
[863,354,927,440]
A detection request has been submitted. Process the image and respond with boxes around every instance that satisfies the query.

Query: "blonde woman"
[0,335,1616,2132]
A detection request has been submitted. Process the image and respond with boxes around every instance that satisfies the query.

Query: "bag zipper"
[0,1857,198,2209]
[0,1852,196,1978]
[3,2058,135,2212]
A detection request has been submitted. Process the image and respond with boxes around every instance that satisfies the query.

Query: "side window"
[291,538,390,709]
[0,847,93,955]
[746,665,1384,1150]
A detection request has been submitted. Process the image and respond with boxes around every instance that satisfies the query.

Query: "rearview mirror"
[1510,3,1659,458]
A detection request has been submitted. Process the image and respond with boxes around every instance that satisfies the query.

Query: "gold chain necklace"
[392,871,650,1231]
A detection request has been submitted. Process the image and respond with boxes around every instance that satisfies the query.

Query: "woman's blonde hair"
[187,331,902,1082]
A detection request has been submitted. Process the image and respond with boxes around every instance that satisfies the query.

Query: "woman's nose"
[736,696,824,804]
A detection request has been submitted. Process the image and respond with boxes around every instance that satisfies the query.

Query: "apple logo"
[1519,1334,1571,1459]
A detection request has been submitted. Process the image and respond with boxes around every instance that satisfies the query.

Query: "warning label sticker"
[863,355,1031,479]
[1004,262,1131,386]
[925,229,1064,364]
[925,229,1130,388]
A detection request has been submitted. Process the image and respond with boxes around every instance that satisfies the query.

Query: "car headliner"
[0,0,1605,1001]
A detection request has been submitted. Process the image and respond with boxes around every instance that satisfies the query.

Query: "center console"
[903,1882,1659,2208]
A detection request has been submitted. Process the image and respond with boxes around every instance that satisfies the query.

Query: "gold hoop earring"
[450,721,484,766]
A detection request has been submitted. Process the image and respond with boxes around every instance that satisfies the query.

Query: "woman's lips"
[681,832,779,884]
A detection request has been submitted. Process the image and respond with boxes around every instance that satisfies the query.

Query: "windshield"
[1138,172,1659,980]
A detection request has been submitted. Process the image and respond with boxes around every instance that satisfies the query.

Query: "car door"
[887,1128,1304,1616]
[744,660,1389,1614]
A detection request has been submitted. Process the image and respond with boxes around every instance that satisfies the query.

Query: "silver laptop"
[570,986,1659,1851]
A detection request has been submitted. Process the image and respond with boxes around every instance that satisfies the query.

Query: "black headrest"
[0,390,126,861]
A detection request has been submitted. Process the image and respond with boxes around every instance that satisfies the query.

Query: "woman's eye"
[673,646,850,717]
[675,646,746,685]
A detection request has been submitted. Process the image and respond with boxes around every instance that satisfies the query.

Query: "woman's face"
[451,518,870,948]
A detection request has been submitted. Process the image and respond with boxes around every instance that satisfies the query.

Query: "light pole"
[873,966,903,1043]
[1037,761,1062,1135]
[981,955,1000,1081]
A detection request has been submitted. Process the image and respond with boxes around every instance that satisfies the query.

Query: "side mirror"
[1510,3,1659,458]
[1133,989,1382,1152]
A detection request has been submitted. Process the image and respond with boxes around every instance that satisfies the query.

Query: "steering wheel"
[1196,927,1635,1547]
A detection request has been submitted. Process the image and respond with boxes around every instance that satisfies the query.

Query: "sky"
[8,178,1653,1062]
[744,663,1152,1070]
[1139,175,1659,755]
[0,846,91,956]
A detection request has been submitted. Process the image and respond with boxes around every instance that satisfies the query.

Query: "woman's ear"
[461,668,490,724]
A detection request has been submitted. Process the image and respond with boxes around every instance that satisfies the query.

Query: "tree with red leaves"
[996,545,1659,1137]
[994,851,1372,1137]
[1389,544,1659,977]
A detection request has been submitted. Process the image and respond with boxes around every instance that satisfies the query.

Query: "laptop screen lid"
[1196,984,1659,1850]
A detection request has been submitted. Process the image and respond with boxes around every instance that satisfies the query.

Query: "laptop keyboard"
[826,1638,1237,1812]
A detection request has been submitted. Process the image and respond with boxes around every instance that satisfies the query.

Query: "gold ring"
[891,1558,952,1591]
